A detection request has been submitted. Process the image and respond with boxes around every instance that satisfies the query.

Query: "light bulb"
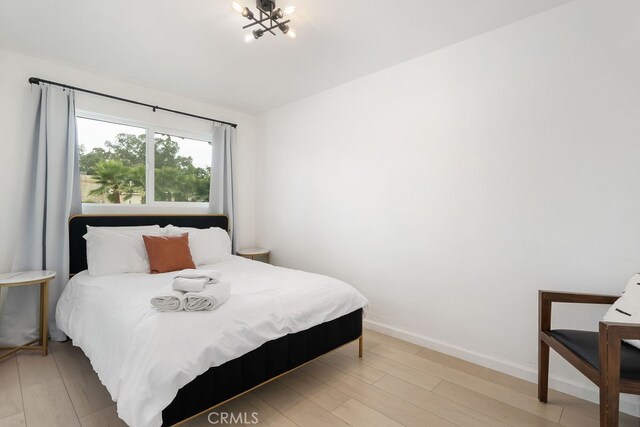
[283,5,296,15]
[232,2,244,13]
[242,7,253,19]
[244,33,254,43]
[287,28,297,39]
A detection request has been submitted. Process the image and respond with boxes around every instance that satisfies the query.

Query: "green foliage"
[79,133,210,203]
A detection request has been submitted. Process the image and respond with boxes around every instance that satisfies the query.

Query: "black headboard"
[69,214,229,274]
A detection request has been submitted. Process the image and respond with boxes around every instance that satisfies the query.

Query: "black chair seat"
[550,329,640,380]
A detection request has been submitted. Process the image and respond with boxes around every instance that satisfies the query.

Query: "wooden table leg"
[40,281,48,356]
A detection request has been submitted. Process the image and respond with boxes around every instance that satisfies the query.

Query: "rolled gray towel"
[184,282,231,312]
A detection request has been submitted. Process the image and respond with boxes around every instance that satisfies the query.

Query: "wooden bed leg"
[358,335,363,358]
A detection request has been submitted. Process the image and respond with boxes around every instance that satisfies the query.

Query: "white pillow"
[86,225,161,234]
[603,273,640,349]
[84,225,163,276]
[164,225,231,266]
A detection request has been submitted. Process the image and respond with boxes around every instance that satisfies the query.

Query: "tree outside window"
[77,117,211,204]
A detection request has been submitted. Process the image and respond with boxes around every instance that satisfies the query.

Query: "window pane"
[154,133,211,202]
[77,117,146,204]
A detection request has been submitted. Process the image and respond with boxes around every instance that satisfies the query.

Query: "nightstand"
[0,270,55,361]
[236,248,270,264]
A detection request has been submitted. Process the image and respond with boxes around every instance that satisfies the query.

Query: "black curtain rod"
[28,77,238,129]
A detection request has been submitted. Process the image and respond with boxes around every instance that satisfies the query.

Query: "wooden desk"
[0,270,56,361]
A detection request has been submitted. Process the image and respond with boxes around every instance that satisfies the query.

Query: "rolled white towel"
[174,269,221,281]
[172,277,207,292]
[172,269,222,292]
[151,289,185,312]
[184,281,231,312]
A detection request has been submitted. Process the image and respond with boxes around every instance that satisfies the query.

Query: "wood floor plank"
[416,346,607,422]
[0,357,23,420]
[51,342,114,418]
[373,374,510,427]
[252,379,306,413]
[341,333,379,353]
[332,398,403,427]
[363,330,424,355]
[416,347,536,393]
[16,352,60,389]
[281,399,349,427]
[319,350,386,384]
[372,344,563,422]
[253,379,348,427]
[433,380,559,427]
[233,394,297,427]
[78,405,126,427]
[337,347,443,391]
[559,408,599,427]
[50,341,95,376]
[559,407,640,427]
[0,412,25,427]
[278,368,351,411]
[302,361,454,426]
[22,378,80,427]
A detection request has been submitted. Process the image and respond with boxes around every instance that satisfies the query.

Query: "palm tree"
[89,160,131,203]
[125,165,146,203]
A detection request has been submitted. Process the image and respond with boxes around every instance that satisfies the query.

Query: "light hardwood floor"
[1,329,639,427]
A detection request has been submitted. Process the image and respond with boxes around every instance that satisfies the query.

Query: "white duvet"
[56,256,369,427]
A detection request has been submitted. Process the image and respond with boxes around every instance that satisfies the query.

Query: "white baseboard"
[363,318,640,417]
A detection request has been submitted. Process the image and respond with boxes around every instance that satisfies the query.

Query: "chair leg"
[607,394,620,427]
[600,388,620,427]
[538,339,550,403]
[599,321,621,427]
[604,375,620,426]
[599,384,608,426]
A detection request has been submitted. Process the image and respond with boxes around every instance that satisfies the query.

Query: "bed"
[57,214,368,427]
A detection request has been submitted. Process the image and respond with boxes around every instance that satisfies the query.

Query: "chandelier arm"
[242,15,271,29]
[262,19,290,32]
[245,8,276,35]
[258,19,277,35]
[259,8,277,35]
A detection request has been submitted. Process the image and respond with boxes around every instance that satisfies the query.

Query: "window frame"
[77,110,213,210]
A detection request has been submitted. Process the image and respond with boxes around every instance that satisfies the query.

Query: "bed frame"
[68,214,364,426]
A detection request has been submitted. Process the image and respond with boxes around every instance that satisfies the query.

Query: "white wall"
[256,0,640,412]
[0,47,257,273]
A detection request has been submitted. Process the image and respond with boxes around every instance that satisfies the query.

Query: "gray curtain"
[209,124,236,252]
[0,85,81,345]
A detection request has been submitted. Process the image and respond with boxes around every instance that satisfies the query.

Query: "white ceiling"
[0,0,571,113]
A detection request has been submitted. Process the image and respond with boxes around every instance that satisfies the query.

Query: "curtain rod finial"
[28,77,40,85]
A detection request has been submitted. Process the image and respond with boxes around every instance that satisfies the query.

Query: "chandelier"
[232,0,297,42]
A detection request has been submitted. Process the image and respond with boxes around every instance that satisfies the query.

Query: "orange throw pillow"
[143,233,195,274]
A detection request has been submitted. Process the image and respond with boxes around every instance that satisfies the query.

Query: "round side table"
[236,248,270,264]
[0,270,56,361]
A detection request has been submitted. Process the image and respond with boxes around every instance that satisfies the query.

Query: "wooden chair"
[538,290,640,426]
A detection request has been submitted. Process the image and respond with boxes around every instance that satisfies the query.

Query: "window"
[77,115,212,205]
[154,132,211,203]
